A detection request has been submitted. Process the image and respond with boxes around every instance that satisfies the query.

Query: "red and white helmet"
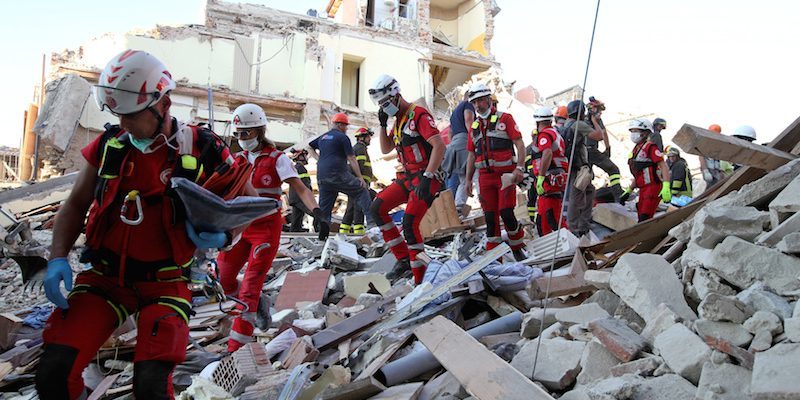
[94,50,176,115]
[232,103,267,129]
[369,74,401,105]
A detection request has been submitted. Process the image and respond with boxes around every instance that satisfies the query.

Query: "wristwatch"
[423,171,434,179]
[516,166,526,173]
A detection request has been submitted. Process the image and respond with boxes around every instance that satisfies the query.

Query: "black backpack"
[560,119,586,168]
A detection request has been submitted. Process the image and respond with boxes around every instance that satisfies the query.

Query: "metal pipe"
[375,311,522,386]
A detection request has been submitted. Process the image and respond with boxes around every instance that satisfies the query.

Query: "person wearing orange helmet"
[698,124,732,187]
[309,113,376,238]
[340,127,376,234]
[554,106,568,130]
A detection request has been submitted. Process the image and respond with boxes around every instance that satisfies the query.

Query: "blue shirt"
[449,101,475,137]
[310,129,354,180]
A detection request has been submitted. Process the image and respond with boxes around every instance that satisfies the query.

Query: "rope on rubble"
[530,0,602,379]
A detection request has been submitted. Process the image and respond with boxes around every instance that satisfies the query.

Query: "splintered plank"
[414,316,554,400]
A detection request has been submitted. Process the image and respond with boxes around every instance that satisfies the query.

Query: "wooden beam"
[673,124,796,171]
[414,316,555,400]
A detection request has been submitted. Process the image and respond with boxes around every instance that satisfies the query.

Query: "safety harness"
[471,112,514,170]
[629,141,661,185]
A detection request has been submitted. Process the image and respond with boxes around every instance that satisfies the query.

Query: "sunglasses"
[233,129,254,138]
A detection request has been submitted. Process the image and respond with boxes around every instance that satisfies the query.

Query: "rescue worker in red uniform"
[368,74,445,284]
[37,50,245,399]
[531,107,569,235]
[219,104,327,352]
[627,118,671,222]
[464,83,528,261]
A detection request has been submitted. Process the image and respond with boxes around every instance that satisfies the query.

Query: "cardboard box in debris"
[0,119,798,400]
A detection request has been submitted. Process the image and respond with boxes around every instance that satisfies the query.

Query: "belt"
[80,247,191,283]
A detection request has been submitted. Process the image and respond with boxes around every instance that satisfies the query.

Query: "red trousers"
[38,271,191,399]
[217,214,282,352]
[478,169,524,250]
[537,195,566,235]
[637,183,661,221]
[371,173,440,284]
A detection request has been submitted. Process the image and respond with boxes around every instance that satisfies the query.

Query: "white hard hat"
[94,50,176,115]
[628,118,653,132]
[732,125,757,140]
[369,74,401,105]
[533,107,554,122]
[467,83,492,102]
[232,103,267,129]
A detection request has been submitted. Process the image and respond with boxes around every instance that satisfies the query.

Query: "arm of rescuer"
[512,137,526,183]
[286,177,320,214]
[50,164,98,259]
[465,150,476,196]
[587,118,605,142]
[464,108,475,137]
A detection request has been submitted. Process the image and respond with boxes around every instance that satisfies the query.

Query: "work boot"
[611,184,623,204]
[386,257,412,281]
[255,293,272,331]
[512,248,528,262]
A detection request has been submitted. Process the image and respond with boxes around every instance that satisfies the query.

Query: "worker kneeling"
[627,118,671,222]
[219,104,328,353]
[531,107,569,235]
[464,83,527,261]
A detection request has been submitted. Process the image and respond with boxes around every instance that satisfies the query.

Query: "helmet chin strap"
[148,106,167,138]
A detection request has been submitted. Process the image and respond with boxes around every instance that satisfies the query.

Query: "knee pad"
[499,208,518,230]
[369,197,384,224]
[134,360,175,400]
[36,344,79,400]
[485,211,497,236]
[402,214,417,245]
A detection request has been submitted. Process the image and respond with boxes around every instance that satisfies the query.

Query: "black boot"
[386,257,412,281]
[512,248,528,262]
[255,293,272,331]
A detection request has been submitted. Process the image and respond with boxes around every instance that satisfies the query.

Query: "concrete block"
[584,270,611,290]
[585,290,621,316]
[610,357,662,377]
[736,282,794,320]
[586,374,642,399]
[707,236,800,295]
[555,303,610,326]
[640,303,683,346]
[520,307,558,339]
[692,268,736,301]
[609,254,697,323]
[588,318,647,362]
[669,218,693,242]
[769,173,800,228]
[681,242,714,269]
[693,320,753,348]
[633,374,697,400]
[510,339,586,390]
[743,311,783,335]
[784,317,800,342]
[613,301,645,333]
[698,293,753,324]
[576,340,621,385]
[777,231,800,254]
[653,323,711,385]
[751,342,800,399]
[690,205,769,249]
[758,211,800,247]
[696,362,751,400]
[711,158,800,210]
[343,273,390,299]
[749,330,773,352]
[355,293,383,309]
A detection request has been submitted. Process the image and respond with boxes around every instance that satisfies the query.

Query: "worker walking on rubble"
[443,91,475,216]
[698,124,733,187]
[218,104,328,353]
[288,149,316,232]
[554,106,568,131]
[584,97,623,202]
[340,127,376,234]
[37,50,244,399]
[309,113,375,239]
[464,83,528,261]
[562,100,605,238]
[531,107,570,235]
[666,147,693,206]
[627,118,671,221]
[368,74,445,284]
[651,118,667,151]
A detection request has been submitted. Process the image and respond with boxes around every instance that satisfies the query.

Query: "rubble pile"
[0,136,796,400]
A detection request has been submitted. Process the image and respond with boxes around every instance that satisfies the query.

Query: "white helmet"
[94,50,176,115]
[628,118,653,132]
[732,125,756,140]
[232,103,267,129]
[467,83,492,102]
[533,107,554,122]
[369,74,401,105]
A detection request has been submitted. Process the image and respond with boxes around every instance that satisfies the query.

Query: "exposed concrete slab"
[610,254,697,323]
[640,303,682,346]
[707,236,800,295]
[690,205,769,249]
[576,340,620,385]
[653,323,711,385]
[693,320,753,348]
[584,290,621,316]
[777,231,800,254]
[692,268,736,301]
[769,173,800,228]
[758,211,800,247]
[510,339,586,390]
[555,303,610,326]
[751,343,800,399]
[584,270,611,290]
[784,317,800,343]
[695,362,752,400]
[698,293,753,324]
[736,282,794,320]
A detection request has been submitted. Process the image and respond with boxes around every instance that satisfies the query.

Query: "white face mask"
[381,97,400,117]
[130,132,177,154]
[238,137,259,152]
[630,131,644,144]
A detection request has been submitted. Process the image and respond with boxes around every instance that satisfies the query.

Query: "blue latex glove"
[44,258,72,309]
[185,221,227,249]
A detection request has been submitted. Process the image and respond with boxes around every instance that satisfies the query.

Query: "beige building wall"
[457,0,486,54]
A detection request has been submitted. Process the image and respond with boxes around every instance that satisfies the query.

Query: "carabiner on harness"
[120,190,144,226]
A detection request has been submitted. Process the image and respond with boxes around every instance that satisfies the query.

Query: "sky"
[2,0,799,148]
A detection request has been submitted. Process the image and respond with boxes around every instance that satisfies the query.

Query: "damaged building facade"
[29,0,500,180]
